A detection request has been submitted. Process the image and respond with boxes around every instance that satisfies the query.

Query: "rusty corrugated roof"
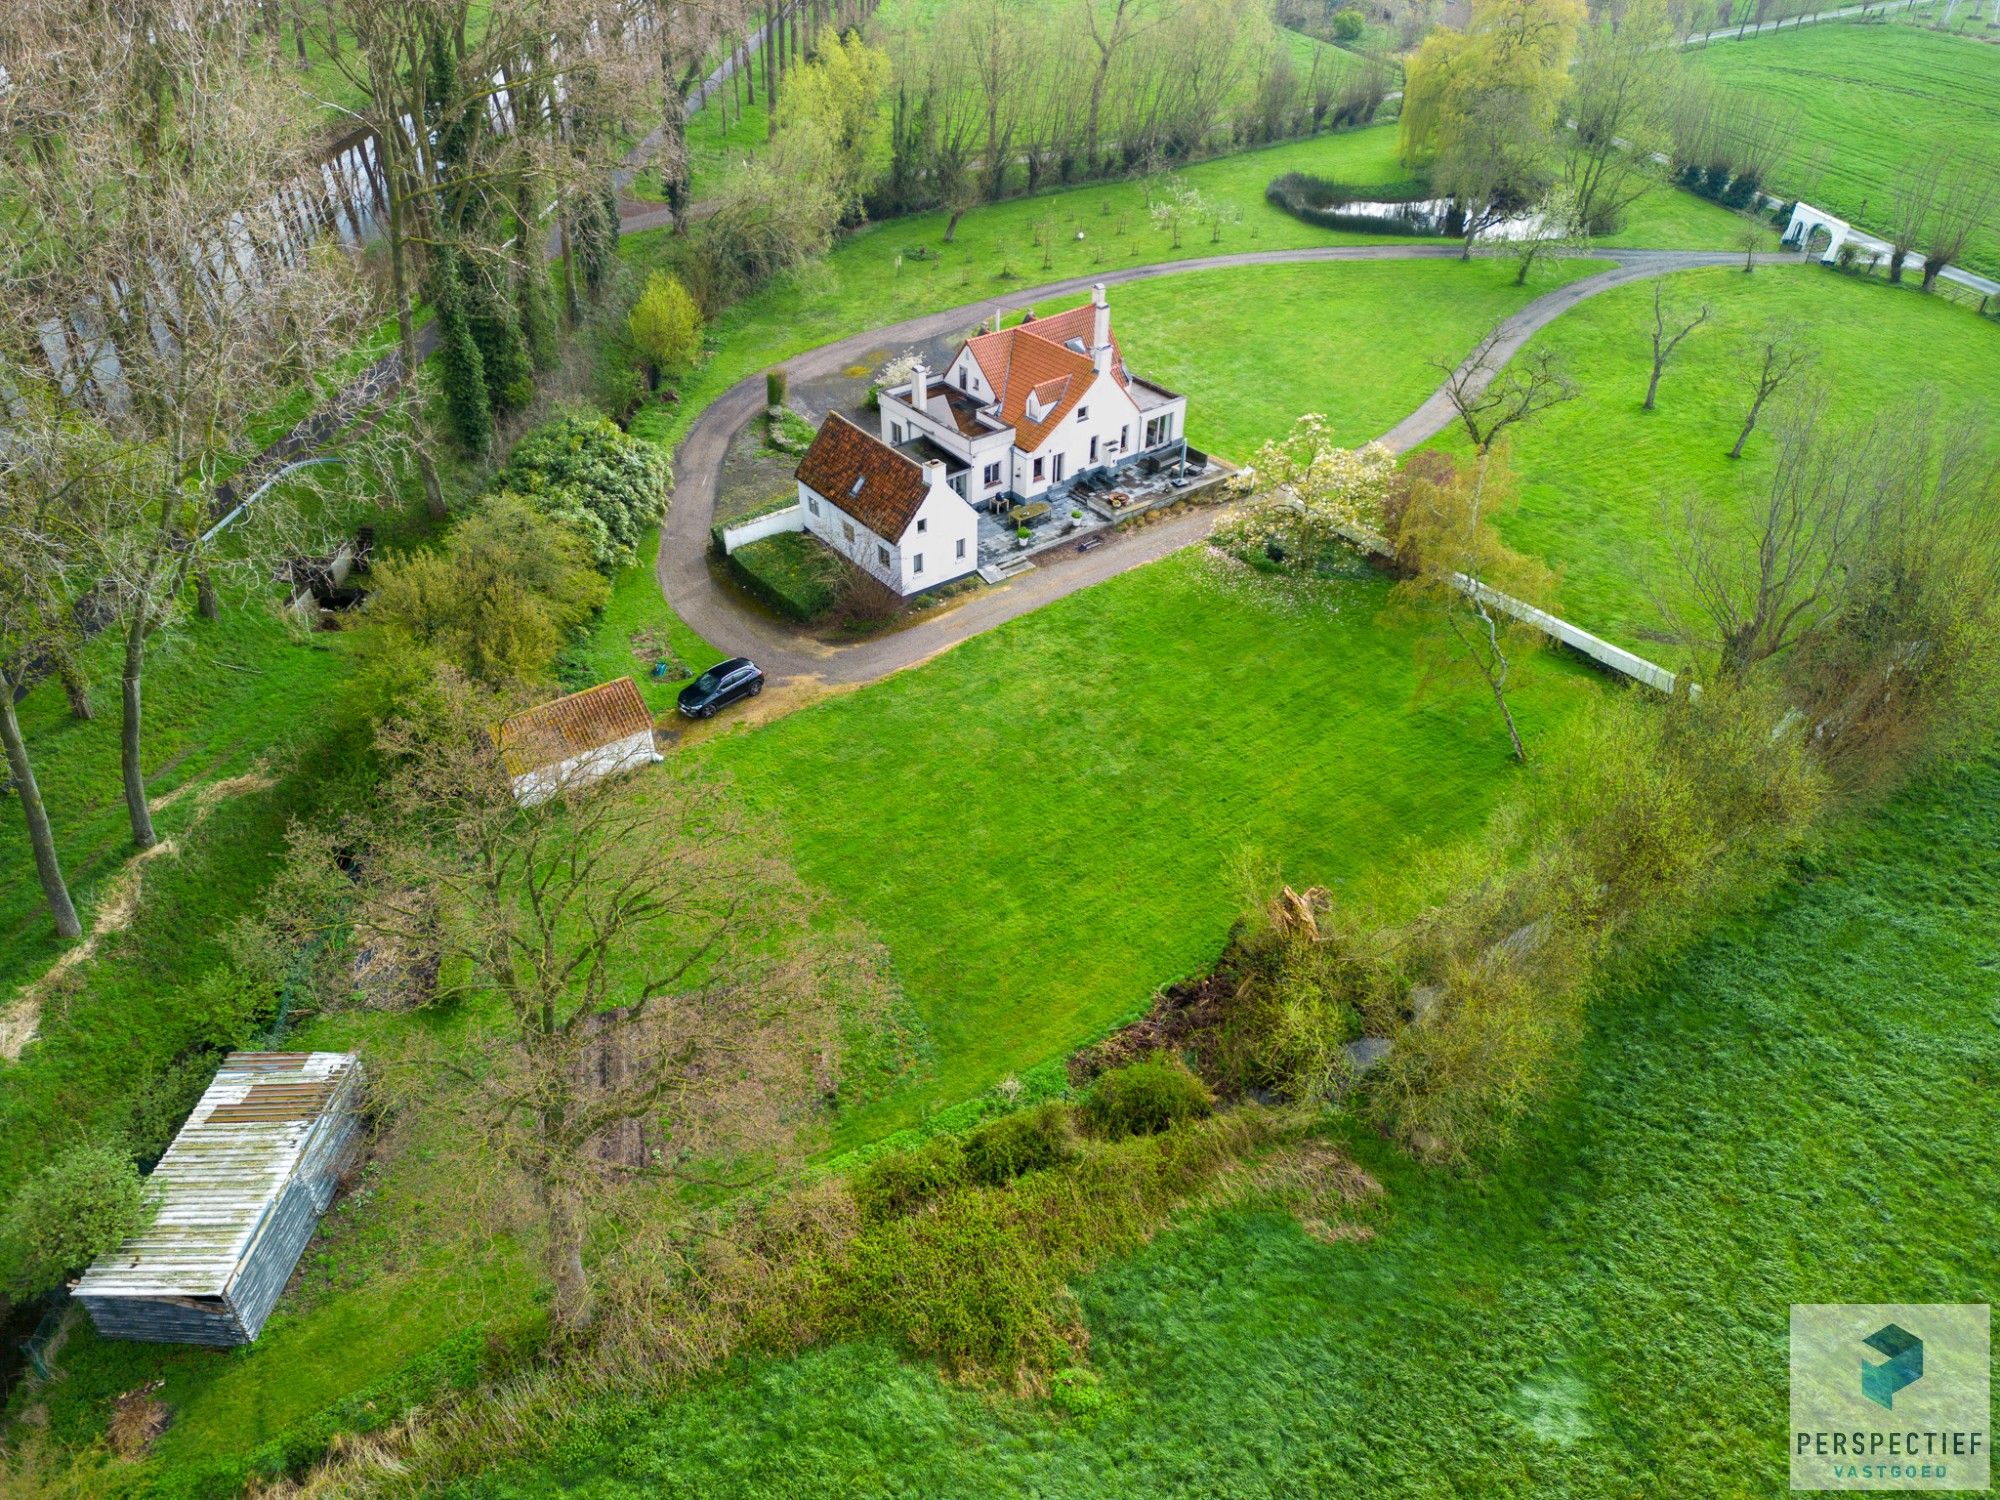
[494,678,653,777]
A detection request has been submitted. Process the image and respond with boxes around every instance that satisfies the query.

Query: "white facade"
[879,283,1190,507]
[799,459,980,595]
[509,729,661,808]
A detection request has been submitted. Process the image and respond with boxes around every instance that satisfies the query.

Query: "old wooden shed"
[74,1051,364,1346]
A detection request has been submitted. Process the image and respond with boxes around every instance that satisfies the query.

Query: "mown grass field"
[703,551,1602,1146]
[459,749,2000,1499]
[1426,264,2000,653]
[1691,21,2000,276]
[1059,255,1610,459]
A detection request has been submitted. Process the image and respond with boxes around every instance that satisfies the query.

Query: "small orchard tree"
[1507,183,1591,285]
[1642,283,1711,411]
[1434,323,1580,453]
[1728,329,1810,459]
[1391,444,1556,763]
[627,272,705,389]
[1148,176,1208,250]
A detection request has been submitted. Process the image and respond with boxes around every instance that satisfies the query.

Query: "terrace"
[975,445,1232,570]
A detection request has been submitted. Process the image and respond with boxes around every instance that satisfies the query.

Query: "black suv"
[677,657,765,718]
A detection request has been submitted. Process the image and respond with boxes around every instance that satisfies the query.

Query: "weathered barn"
[74,1052,364,1346]
[495,677,661,807]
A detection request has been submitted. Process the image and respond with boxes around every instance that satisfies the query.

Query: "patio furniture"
[1077,535,1104,553]
[1014,500,1052,527]
[1106,490,1130,508]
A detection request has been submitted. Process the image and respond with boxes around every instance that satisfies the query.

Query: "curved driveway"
[659,246,1789,690]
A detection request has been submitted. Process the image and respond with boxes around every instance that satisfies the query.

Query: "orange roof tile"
[495,678,653,776]
[796,412,933,539]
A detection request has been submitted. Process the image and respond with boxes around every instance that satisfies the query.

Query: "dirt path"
[658,246,1791,690]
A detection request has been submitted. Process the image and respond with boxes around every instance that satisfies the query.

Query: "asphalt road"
[657,246,1788,692]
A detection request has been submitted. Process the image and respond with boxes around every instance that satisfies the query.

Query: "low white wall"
[720,504,806,555]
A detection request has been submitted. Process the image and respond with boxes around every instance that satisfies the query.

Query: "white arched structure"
[1782,202,1850,263]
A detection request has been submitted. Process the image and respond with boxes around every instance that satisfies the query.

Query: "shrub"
[767,369,789,409]
[627,271,703,386]
[491,415,672,573]
[728,531,842,622]
[962,1102,1076,1186]
[361,496,609,695]
[1331,7,1365,39]
[852,1134,966,1223]
[1081,1056,1214,1139]
[0,1143,157,1298]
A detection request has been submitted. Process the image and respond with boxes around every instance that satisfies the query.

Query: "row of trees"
[873,0,1392,222]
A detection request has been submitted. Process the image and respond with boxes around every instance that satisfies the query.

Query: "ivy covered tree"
[433,246,493,455]
[464,257,534,415]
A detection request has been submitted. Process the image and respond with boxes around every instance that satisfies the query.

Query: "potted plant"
[1015,525,1032,549]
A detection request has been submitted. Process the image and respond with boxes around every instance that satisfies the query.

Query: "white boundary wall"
[509,729,662,807]
[720,504,806,555]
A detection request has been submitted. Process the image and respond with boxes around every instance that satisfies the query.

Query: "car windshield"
[692,669,723,693]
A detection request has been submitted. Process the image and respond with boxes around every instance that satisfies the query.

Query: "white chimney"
[909,357,928,410]
[923,459,946,491]
[1090,283,1111,375]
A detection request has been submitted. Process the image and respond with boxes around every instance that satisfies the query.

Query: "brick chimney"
[1091,284,1111,375]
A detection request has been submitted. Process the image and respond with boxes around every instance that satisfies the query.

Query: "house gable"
[796,412,933,540]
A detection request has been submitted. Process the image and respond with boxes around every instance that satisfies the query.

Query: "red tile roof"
[495,678,654,776]
[795,412,933,539]
[957,294,1136,452]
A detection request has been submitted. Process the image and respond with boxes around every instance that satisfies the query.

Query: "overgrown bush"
[0,1143,157,1298]
[851,1133,966,1223]
[627,271,703,387]
[1081,1056,1214,1139]
[361,496,609,697]
[491,414,672,573]
[962,1102,1077,1185]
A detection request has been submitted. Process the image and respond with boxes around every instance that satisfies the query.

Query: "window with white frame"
[877,545,890,568]
[913,553,924,575]
[1077,405,1089,421]
[807,495,820,515]
[1032,456,1045,481]
[891,422,904,443]
[956,538,966,559]
[983,461,1001,487]
[917,518,927,534]
[842,521,855,542]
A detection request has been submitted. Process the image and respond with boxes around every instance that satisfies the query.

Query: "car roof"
[717,657,755,674]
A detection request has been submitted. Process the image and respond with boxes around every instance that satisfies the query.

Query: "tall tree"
[1,0,380,850]
[1729,330,1809,460]
[1642,283,1711,411]
[1562,0,1678,235]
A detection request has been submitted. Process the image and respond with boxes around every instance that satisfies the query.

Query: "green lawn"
[703,550,1601,1146]
[457,747,2000,1499]
[1062,256,1611,459]
[1692,21,2000,276]
[1425,264,2000,654]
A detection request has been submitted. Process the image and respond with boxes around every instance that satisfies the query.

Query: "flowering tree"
[1225,418,1400,558]
[1149,177,1210,250]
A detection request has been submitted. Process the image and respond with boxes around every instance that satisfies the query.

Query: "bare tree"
[1,1,384,850]
[1920,163,1992,293]
[0,397,115,939]
[1434,324,1579,453]
[1392,445,1557,763]
[1886,158,1939,285]
[321,682,854,1338]
[1668,389,1880,675]
[1642,283,1711,410]
[1563,0,1679,235]
[1728,330,1809,459]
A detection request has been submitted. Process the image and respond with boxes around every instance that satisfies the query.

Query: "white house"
[877,283,1189,509]
[495,677,661,807]
[795,412,981,595]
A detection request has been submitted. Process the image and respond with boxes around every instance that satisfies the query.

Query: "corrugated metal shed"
[75,1051,364,1346]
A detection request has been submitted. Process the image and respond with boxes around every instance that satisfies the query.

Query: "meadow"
[457,749,2000,1499]
[1691,21,2000,276]
[703,551,1602,1146]
[1426,264,2000,653]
